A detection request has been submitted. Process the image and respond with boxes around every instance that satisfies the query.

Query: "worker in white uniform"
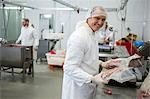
[16,18,39,48]
[98,21,114,44]
[16,18,39,74]
[62,6,119,99]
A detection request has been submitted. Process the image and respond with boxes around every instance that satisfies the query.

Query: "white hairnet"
[75,6,107,30]
[86,6,107,19]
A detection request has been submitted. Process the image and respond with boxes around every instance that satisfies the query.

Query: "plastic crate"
[46,53,65,66]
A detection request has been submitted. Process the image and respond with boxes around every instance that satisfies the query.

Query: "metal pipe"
[53,0,117,12]
[120,0,128,10]
[106,8,118,12]
[0,0,37,9]
[53,0,78,10]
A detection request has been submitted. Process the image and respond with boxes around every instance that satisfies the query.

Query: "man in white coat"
[62,6,118,99]
[16,18,39,74]
[16,18,39,48]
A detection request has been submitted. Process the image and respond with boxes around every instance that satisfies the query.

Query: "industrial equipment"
[0,44,34,82]
[138,41,150,59]
[99,44,113,53]
[36,33,64,62]
[36,39,59,62]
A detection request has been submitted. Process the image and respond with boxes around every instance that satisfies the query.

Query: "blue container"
[133,41,144,47]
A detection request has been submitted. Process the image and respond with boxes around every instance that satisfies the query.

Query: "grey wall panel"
[6,10,22,41]
[0,9,22,42]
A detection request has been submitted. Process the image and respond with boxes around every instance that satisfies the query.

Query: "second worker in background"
[16,18,39,74]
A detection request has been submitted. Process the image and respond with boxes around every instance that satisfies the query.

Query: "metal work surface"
[99,46,130,58]
[0,46,26,67]
[0,45,32,67]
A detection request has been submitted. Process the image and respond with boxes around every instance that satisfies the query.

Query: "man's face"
[22,20,29,27]
[87,16,106,32]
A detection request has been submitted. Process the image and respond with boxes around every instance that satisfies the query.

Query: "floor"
[96,84,139,99]
[0,60,140,99]
[0,62,63,99]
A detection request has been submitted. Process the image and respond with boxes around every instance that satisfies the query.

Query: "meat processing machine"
[0,44,34,82]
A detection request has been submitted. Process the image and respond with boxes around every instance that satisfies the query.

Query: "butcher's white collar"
[84,23,95,36]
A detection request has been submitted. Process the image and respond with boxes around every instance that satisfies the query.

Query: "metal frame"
[0,0,37,9]
[53,0,118,12]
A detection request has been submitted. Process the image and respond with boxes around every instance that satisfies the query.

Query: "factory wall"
[25,0,148,49]
[25,0,85,49]
[125,0,147,41]
[144,0,150,41]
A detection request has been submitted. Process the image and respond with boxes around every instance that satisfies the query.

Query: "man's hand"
[91,73,109,84]
[15,40,19,44]
[101,59,121,69]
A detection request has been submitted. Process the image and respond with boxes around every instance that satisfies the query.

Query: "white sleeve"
[16,32,23,43]
[32,29,39,47]
[63,35,93,87]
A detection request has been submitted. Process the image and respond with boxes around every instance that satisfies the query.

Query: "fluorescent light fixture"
[0,6,20,10]
[0,6,31,10]
[43,14,52,18]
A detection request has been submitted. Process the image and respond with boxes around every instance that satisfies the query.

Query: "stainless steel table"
[99,46,130,58]
[99,46,130,62]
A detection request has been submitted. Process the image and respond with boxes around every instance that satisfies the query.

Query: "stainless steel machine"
[36,39,59,62]
[0,44,34,82]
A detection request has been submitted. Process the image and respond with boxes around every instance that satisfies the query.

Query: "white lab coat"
[62,23,101,99]
[16,26,39,47]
